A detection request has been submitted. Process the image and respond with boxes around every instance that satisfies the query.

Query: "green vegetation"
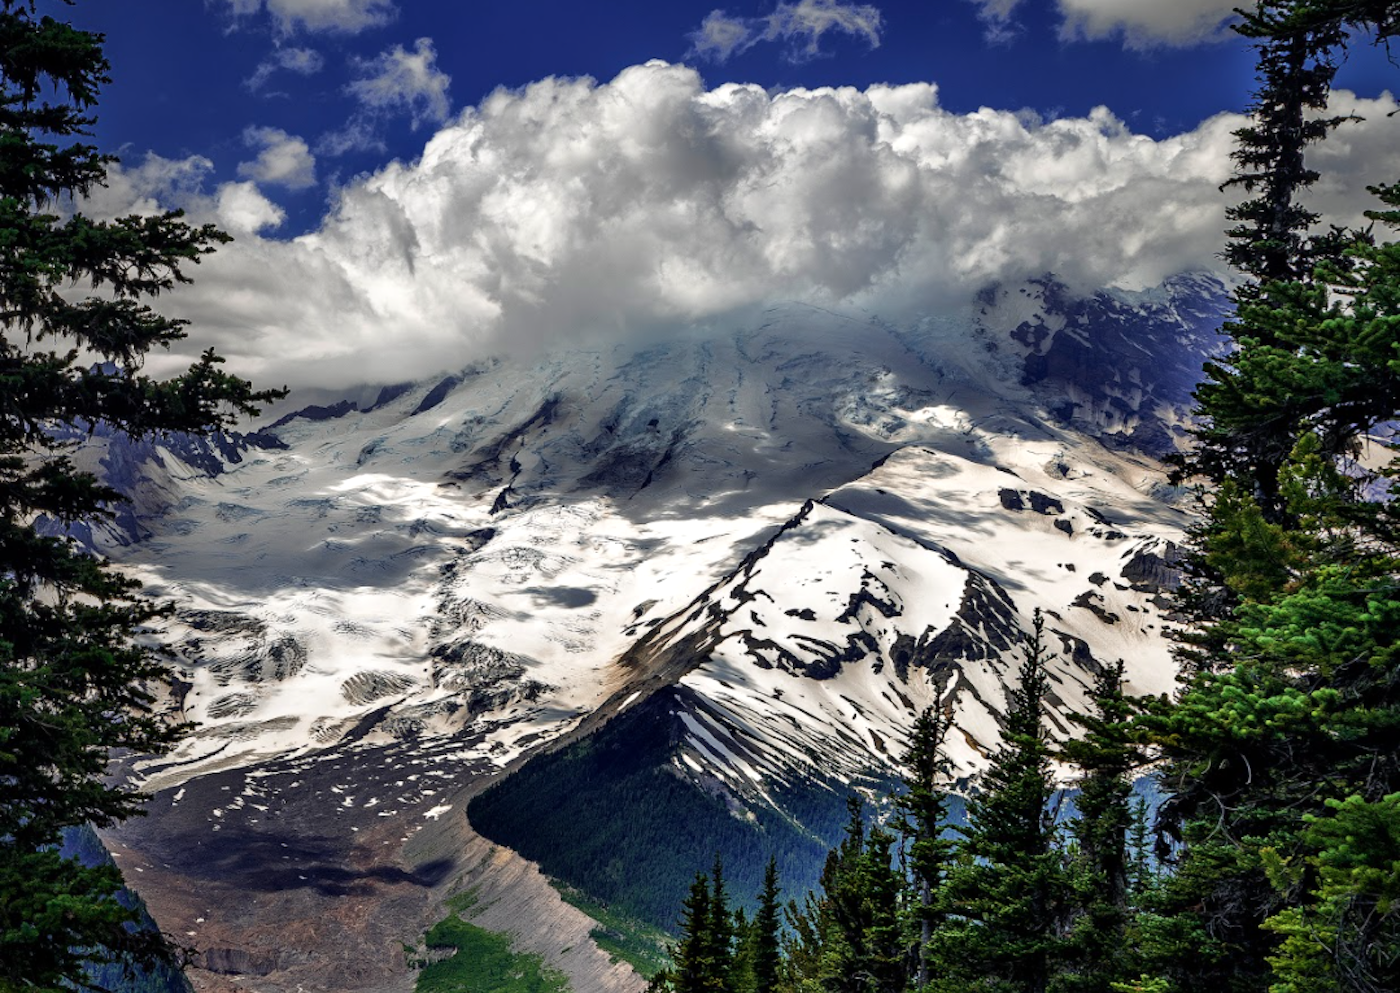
[647,856,785,993]
[442,888,483,919]
[1150,4,1400,991]
[551,882,673,979]
[469,690,859,929]
[929,612,1068,993]
[413,914,570,993]
[1,1,282,989]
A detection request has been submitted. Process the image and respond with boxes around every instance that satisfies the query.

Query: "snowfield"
[74,281,1223,802]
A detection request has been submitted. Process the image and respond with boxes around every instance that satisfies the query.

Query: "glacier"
[73,277,1228,992]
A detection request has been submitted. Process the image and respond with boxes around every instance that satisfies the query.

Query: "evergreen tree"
[785,798,905,993]
[671,872,723,993]
[1180,1,1400,520]
[1221,2,1347,289]
[780,888,827,993]
[1147,423,1400,991]
[933,610,1068,993]
[1125,797,1155,906]
[729,860,783,993]
[1057,661,1147,993]
[752,858,783,993]
[845,823,903,993]
[1151,7,1400,989]
[893,705,956,989]
[733,907,756,993]
[710,854,736,992]
[0,2,282,988]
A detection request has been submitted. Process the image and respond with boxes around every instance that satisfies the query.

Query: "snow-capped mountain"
[464,430,1193,930]
[605,442,1186,794]
[82,275,1225,992]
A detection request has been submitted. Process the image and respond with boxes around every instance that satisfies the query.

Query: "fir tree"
[1,2,282,987]
[934,610,1068,993]
[729,859,783,993]
[779,888,827,993]
[1221,2,1348,289]
[752,858,783,993]
[733,907,756,993]
[894,705,956,990]
[671,872,724,993]
[786,798,905,993]
[1153,9,1400,987]
[1180,1,1400,520]
[1058,661,1147,993]
[710,854,736,993]
[1125,797,1155,906]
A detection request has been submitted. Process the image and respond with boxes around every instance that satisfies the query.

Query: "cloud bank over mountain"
[88,62,1400,390]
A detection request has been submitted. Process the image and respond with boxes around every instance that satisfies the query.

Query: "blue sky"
[81,0,1396,234]
[60,1,1400,389]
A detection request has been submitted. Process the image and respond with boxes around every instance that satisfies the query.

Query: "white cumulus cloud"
[969,0,1239,48]
[347,37,451,126]
[85,63,1400,392]
[216,181,288,233]
[221,0,396,35]
[321,37,451,154]
[80,153,218,219]
[1058,0,1240,47]
[246,46,325,92]
[70,152,285,236]
[238,127,317,189]
[690,0,883,62]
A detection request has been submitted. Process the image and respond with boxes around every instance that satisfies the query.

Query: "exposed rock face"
[199,947,314,977]
[983,273,1231,454]
[413,376,464,416]
[340,670,419,705]
[268,400,361,431]
[1121,542,1186,591]
[445,826,646,993]
[205,635,307,686]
